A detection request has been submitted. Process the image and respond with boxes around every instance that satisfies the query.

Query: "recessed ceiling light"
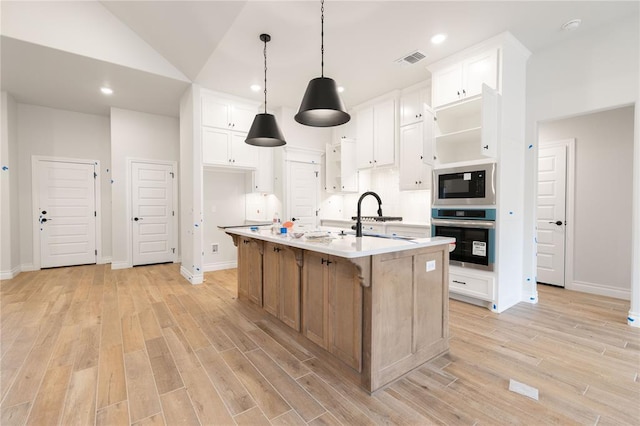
[561,19,581,31]
[431,33,447,45]
[337,86,345,93]
[100,87,113,95]
[250,84,261,92]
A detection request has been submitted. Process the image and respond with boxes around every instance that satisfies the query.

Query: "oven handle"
[431,218,496,229]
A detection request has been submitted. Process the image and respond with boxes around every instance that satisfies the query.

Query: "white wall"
[110,107,179,267]
[203,170,246,271]
[16,104,112,269]
[539,106,634,297]
[0,92,20,278]
[524,16,639,304]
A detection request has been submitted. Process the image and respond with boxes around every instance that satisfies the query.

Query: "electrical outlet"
[212,243,219,254]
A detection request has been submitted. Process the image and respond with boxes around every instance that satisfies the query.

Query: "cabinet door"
[329,258,362,372]
[413,251,446,353]
[302,251,329,349]
[399,122,424,190]
[374,98,396,167]
[231,104,257,133]
[325,143,340,192]
[202,95,230,129]
[202,127,230,165]
[356,107,374,169]
[279,248,301,331]
[464,49,499,98]
[422,105,436,167]
[252,147,273,193]
[480,84,499,158]
[230,133,258,168]
[236,238,251,299]
[400,89,427,126]
[247,240,263,306]
[262,243,279,317]
[340,139,358,192]
[432,64,463,108]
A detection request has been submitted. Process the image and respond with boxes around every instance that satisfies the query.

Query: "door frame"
[31,156,103,270]
[537,139,576,289]
[126,158,179,268]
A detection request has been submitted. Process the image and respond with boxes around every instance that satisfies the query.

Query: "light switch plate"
[426,260,436,272]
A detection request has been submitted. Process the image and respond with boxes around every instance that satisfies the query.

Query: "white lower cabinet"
[449,266,495,302]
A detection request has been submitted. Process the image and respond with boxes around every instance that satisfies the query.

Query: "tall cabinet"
[426,32,531,313]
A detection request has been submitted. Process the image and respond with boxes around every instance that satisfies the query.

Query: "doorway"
[287,161,320,229]
[130,160,177,266]
[32,157,101,268]
[536,139,575,287]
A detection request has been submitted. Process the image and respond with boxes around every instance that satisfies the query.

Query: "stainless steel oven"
[433,163,496,206]
[431,208,495,271]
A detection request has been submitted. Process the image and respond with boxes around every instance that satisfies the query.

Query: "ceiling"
[2,1,638,117]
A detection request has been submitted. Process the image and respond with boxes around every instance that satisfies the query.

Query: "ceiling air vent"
[395,50,427,66]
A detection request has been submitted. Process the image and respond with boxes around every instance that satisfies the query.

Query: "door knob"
[41,218,51,223]
[134,217,143,221]
[41,210,47,215]
[549,220,563,226]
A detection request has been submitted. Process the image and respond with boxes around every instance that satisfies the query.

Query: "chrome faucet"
[354,191,383,237]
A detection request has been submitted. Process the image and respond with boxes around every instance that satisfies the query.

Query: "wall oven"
[433,163,496,206]
[431,208,495,271]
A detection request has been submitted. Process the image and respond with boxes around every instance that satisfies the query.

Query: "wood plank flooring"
[1,263,638,425]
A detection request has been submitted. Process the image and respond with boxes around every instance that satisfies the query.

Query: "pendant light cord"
[263,37,268,114]
[320,0,324,78]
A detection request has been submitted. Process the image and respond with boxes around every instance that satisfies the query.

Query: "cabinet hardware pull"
[462,89,466,96]
[452,280,466,285]
[457,91,460,96]
[321,258,332,265]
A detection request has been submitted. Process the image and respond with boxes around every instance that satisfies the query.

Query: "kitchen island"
[225,227,454,393]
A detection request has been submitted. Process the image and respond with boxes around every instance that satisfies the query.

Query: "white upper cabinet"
[325,138,358,193]
[432,85,499,164]
[248,147,274,193]
[202,127,258,168]
[399,122,430,190]
[431,48,499,108]
[400,88,429,126]
[201,93,256,133]
[356,97,397,169]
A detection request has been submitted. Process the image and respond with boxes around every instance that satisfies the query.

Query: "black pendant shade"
[245,33,286,147]
[245,113,286,147]
[295,0,350,127]
[295,77,350,127]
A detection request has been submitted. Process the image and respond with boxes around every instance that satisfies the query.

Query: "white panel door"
[288,162,320,229]
[38,161,96,268]
[132,162,175,266]
[537,145,567,286]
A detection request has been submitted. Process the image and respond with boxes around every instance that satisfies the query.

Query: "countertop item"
[224,227,453,259]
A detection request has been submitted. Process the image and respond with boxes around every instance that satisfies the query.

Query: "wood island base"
[228,232,450,393]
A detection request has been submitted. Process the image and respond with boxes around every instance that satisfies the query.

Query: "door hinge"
[172,211,175,216]
[314,171,319,178]
[95,249,97,255]
[93,172,97,179]
[94,211,97,217]
[170,172,175,178]
[172,248,175,254]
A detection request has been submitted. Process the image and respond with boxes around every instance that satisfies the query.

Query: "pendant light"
[295,0,350,127]
[246,33,286,147]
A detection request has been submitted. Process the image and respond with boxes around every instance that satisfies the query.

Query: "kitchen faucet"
[354,191,383,237]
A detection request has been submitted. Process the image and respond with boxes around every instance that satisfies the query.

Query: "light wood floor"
[1,263,638,425]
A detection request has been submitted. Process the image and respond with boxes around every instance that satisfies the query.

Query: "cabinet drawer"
[449,272,494,301]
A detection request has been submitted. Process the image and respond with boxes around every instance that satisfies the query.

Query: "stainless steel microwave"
[432,163,496,206]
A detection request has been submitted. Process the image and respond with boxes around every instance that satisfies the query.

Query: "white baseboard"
[570,280,630,300]
[0,265,21,280]
[203,261,237,272]
[21,263,37,272]
[111,261,131,270]
[180,265,203,285]
[628,310,640,327]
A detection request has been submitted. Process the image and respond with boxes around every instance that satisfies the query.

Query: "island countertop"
[223,226,454,259]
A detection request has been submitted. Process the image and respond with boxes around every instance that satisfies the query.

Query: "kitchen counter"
[224,226,451,259]
[225,226,452,393]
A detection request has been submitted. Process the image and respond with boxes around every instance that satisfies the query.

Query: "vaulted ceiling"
[1,1,638,117]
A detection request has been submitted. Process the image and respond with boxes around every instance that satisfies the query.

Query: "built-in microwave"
[432,163,496,206]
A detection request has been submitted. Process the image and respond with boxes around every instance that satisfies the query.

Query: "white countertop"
[224,227,454,259]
